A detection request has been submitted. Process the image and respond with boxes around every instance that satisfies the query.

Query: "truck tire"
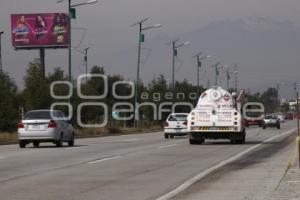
[33,141,40,148]
[189,139,197,145]
[197,138,205,144]
[164,134,169,139]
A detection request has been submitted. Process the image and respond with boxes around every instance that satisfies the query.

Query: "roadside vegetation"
[0,58,283,143]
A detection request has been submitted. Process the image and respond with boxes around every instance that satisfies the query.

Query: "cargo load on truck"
[187,86,246,144]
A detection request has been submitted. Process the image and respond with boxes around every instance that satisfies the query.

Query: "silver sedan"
[17,110,74,148]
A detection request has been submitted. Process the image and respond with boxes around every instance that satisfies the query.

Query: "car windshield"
[265,115,276,120]
[168,114,187,121]
[24,111,52,120]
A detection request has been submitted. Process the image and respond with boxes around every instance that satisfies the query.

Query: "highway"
[0,121,296,200]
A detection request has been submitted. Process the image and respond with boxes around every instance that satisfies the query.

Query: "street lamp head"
[57,0,64,3]
[87,0,98,3]
[192,52,202,58]
[183,41,190,45]
[0,31,4,35]
[153,24,162,28]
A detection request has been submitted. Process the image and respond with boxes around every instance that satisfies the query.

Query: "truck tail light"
[48,120,57,128]
[17,121,24,128]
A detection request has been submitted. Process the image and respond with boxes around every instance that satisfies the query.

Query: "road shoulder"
[171,133,296,200]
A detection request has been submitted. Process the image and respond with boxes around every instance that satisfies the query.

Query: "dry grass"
[75,125,163,139]
[0,132,17,144]
[0,126,163,144]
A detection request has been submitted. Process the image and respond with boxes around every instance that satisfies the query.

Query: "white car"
[164,113,188,139]
[274,113,285,123]
[17,110,74,148]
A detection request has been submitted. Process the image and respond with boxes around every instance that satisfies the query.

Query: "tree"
[0,71,19,131]
[260,88,279,113]
[22,59,51,110]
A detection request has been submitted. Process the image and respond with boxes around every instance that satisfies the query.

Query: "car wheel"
[262,125,266,129]
[170,135,174,139]
[33,141,39,148]
[56,133,63,147]
[164,134,169,139]
[19,140,26,148]
[277,125,280,129]
[68,133,75,147]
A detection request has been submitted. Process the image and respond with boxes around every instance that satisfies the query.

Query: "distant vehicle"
[17,110,74,148]
[285,112,294,120]
[164,113,188,139]
[187,87,246,144]
[262,115,280,129]
[274,113,285,123]
[244,109,264,127]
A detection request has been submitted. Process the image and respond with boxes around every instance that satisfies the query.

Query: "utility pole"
[226,70,231,90]
[168,39,189,95]
[212,63,221,86]
[68,0,72,84]
[0,31,4,71]
[84,47,90,82]
[234,64,239,92]
[131,18,161,128]
[297,92,300,169]
[193,52,211,97]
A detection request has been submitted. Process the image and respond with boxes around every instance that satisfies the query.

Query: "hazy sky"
[1,0,300,91]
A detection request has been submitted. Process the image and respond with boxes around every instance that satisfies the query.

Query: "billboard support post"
[0,31,3,71]
[39,48,45,78]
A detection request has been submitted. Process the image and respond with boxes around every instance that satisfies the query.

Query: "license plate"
[175,129,181,133]
[210,127,218,130]
[31,125,41,130]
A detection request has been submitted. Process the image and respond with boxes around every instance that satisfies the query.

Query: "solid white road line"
[88,156,122,164]
[156,128,297,200]
[287,181,300,183]
[0,156,5,159]
[157,144,177,150]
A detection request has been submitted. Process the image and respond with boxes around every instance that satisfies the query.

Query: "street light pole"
[131,18,161,128]
[57,0,98,84]
[0,31,4,71]
[212,63,221,86]
[168,39,189,94]
[68,0,72,84]
[193,52,211,97]
[84,47,90,82]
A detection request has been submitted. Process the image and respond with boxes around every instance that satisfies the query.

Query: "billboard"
[11,13,70,49]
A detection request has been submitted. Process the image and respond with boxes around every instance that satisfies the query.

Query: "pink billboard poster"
[11,13,70,48]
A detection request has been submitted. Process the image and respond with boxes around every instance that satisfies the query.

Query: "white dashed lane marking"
[88,156,122,164]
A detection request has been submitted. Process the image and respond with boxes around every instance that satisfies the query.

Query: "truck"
[187,86,246,145]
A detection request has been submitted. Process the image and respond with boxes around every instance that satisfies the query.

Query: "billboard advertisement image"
[11,13,70,49]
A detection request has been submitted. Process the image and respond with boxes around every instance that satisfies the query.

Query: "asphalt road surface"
[0,121,296,200]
